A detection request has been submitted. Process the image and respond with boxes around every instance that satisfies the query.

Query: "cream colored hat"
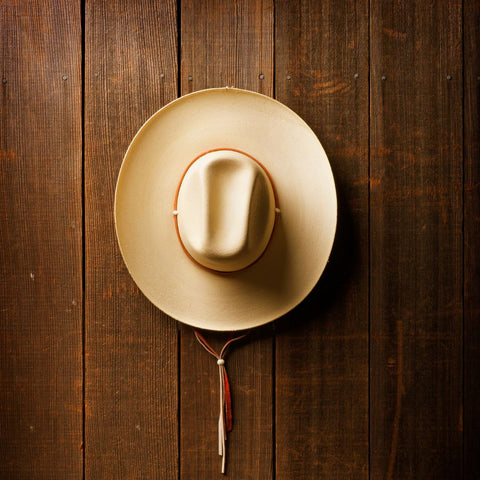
[114,87,337,331]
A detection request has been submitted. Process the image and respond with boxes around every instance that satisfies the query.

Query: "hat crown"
[176,149,276,272]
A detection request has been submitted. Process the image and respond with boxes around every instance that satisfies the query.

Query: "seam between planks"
[81,0,86,478]
[367,0,372,480]
[461,1,465,478]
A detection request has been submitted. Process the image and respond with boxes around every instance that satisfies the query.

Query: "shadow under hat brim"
[114,87,337,331]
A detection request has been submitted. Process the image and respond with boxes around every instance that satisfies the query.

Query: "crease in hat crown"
[175,149,276,273]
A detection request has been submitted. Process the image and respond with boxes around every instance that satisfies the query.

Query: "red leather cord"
[194,330,247,432]
[193,329,248,473]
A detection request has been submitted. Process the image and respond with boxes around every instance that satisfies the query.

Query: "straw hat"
[114,87,336,331]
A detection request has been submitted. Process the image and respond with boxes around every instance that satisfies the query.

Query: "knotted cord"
[194,329,248,474]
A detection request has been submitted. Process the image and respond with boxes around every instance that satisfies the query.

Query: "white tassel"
[193,330,248,475]
[217,359,226,473]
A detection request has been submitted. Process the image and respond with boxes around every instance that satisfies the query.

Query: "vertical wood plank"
[274,1,370,478]
[369,1,463,478]
[464,0,480,478]
[181,0,273,95]
[0,1,83,478]
[84,1,178,478]
[180,1,274,478]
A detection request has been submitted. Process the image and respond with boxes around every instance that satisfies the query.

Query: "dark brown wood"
[179,1,274,478]
[370,1,463,479]
[464,0,480,478]
[0,1,83,478]
[84,1,178,478]
[2,2,478,479]
[181,0,273,95]
[274,1,369,478]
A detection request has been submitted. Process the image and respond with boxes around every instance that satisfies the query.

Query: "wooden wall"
[1,1,478,478]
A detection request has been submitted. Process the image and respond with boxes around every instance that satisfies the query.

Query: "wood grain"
[1,3,477,479]
[180,1,274,478]
[274,1,370,478]
[181,0,273,95]
[0,1,83,478]
[464,0,480,478]
[369,1,463,478]
[84,1,178,478]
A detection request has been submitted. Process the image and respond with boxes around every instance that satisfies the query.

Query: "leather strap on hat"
[194,329,248,474]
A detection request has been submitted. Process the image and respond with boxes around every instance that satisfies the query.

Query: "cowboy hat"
[114,87,336,331]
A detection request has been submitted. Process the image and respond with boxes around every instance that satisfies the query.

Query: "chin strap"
[193,329,248,474]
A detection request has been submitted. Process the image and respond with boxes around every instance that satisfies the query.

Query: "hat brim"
[114,88,337,331]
